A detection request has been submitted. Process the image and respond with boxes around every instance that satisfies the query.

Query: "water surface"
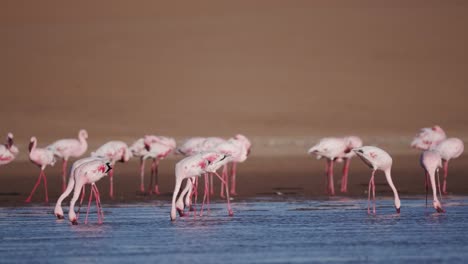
[1,197,468,263]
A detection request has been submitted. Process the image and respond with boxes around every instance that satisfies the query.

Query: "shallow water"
[1,197,468,263]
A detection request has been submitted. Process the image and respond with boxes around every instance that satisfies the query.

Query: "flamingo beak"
[396,207,401,214]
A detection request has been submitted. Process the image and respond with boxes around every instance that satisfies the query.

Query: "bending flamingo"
[308,137,348,196]
[228,134,251,195]
[25,137,56,203]
[411,125,447,150]
[171,152,231,221]
[420,150,445,212]
[54,157,112,225]
[434,138,464,194]
[47,129,88,192]
[339,136,363,193]
[91,141,132,198]
[353,146,401,214]
[0,133,19,167]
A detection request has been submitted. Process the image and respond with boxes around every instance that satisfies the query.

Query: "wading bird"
[420,150,444,213]
[434,138,464,194]
[91,141,132,198]
[47,129,88,191]
[25,137,56,203]
[54,157,112,225]
[353,146,401,214]
[0,133,19,168]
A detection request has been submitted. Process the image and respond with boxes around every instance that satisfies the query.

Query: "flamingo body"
[0,133,18,166]
[353,146,401,214]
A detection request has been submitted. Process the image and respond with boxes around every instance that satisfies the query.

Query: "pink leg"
[341,158,350,193]
[214,172,234,216]
[77,186,86,219]
[210,173,214,196]
[220,165,227,198]
[328,159,335,196]
[442,160,449,195]
[367,170,376,214]
[62,159,68,192]
[324,160,329,194]
[153,159,161,195]
[425,171,429,208]
[85,185,94,224]
[25,170,43,203]
[42,170,49,203]
[93,184,104,224]
[200,174,208,216]
[139,158,145,193]
[230,162,237,195]
[372,174,376,214]
[109,169,114,199]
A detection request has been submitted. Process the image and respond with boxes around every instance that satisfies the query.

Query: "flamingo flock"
[0,124,464,225]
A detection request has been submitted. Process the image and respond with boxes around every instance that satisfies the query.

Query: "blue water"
[1,197,468,263]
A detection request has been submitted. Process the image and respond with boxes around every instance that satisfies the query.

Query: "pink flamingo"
[130,137,174,194]
[25,137,56,203]
[434,138,464,194]
[353,146,401,214]
[176,137,207,156]
[54,157,112,225]
[411,125,447,150]
[420,150,445,212]
[211,138,248,198]
[91,141,132,198]
[228,134,251,195]
[171,152,231,221]
[47,129,88,192]
[0,133,19,167]
[308,137,348,196]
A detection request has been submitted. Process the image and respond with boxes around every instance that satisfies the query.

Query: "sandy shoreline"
[1,153,467,207]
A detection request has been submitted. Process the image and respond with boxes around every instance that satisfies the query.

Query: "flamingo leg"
[148,158,154,194]
[77,186,86,219]
[85,185,94,224]
[425,171,429,208]
[200,174,208,216]
[109,169,114,199]
[214,171,234,216]
[210,173,214,196]
[341,158,350,193]
[153,159,161,195]
[442,160,449,195]
[25,170,43,203]
[324,160,329,194]
[230,162,237,195]
[220,164,227,198]
[328,159,335,196]
[42,170,49,203]
[191,177,198,212]
[93,184,104,224]
[62,159,68,192]
[139,158,145,193]
[372,174,376,214]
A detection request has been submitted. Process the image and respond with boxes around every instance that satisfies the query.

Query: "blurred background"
[1,0,468,151]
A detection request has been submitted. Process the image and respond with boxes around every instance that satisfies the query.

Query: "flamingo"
[420,150,445,213]
[91,141,132,198]
[25,137,56,203]
[130,137,174,194]
[339,136,363,193]
[228,134,251,195]
[0,133,19,167]
[47,129,88,192]
[211,138,248,198]
[308,137,348,196]
[176,137,206,156]
[170,152,231,221]
[54,157,112,225]
[353,146,401,214]
[433,138,464,194]
[411,125,447,150]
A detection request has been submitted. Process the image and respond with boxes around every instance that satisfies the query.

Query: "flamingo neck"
[384,169,400,204]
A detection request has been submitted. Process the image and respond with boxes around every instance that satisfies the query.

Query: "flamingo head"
[433,200,445,213]
[79,129,88,140]
[234,134,251,156]
[130,139,146,157]
[119,147,132,162]
[104,162,113,173]
[395,199,401,214]
[28,137,37,152]
[203,152,231,173]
